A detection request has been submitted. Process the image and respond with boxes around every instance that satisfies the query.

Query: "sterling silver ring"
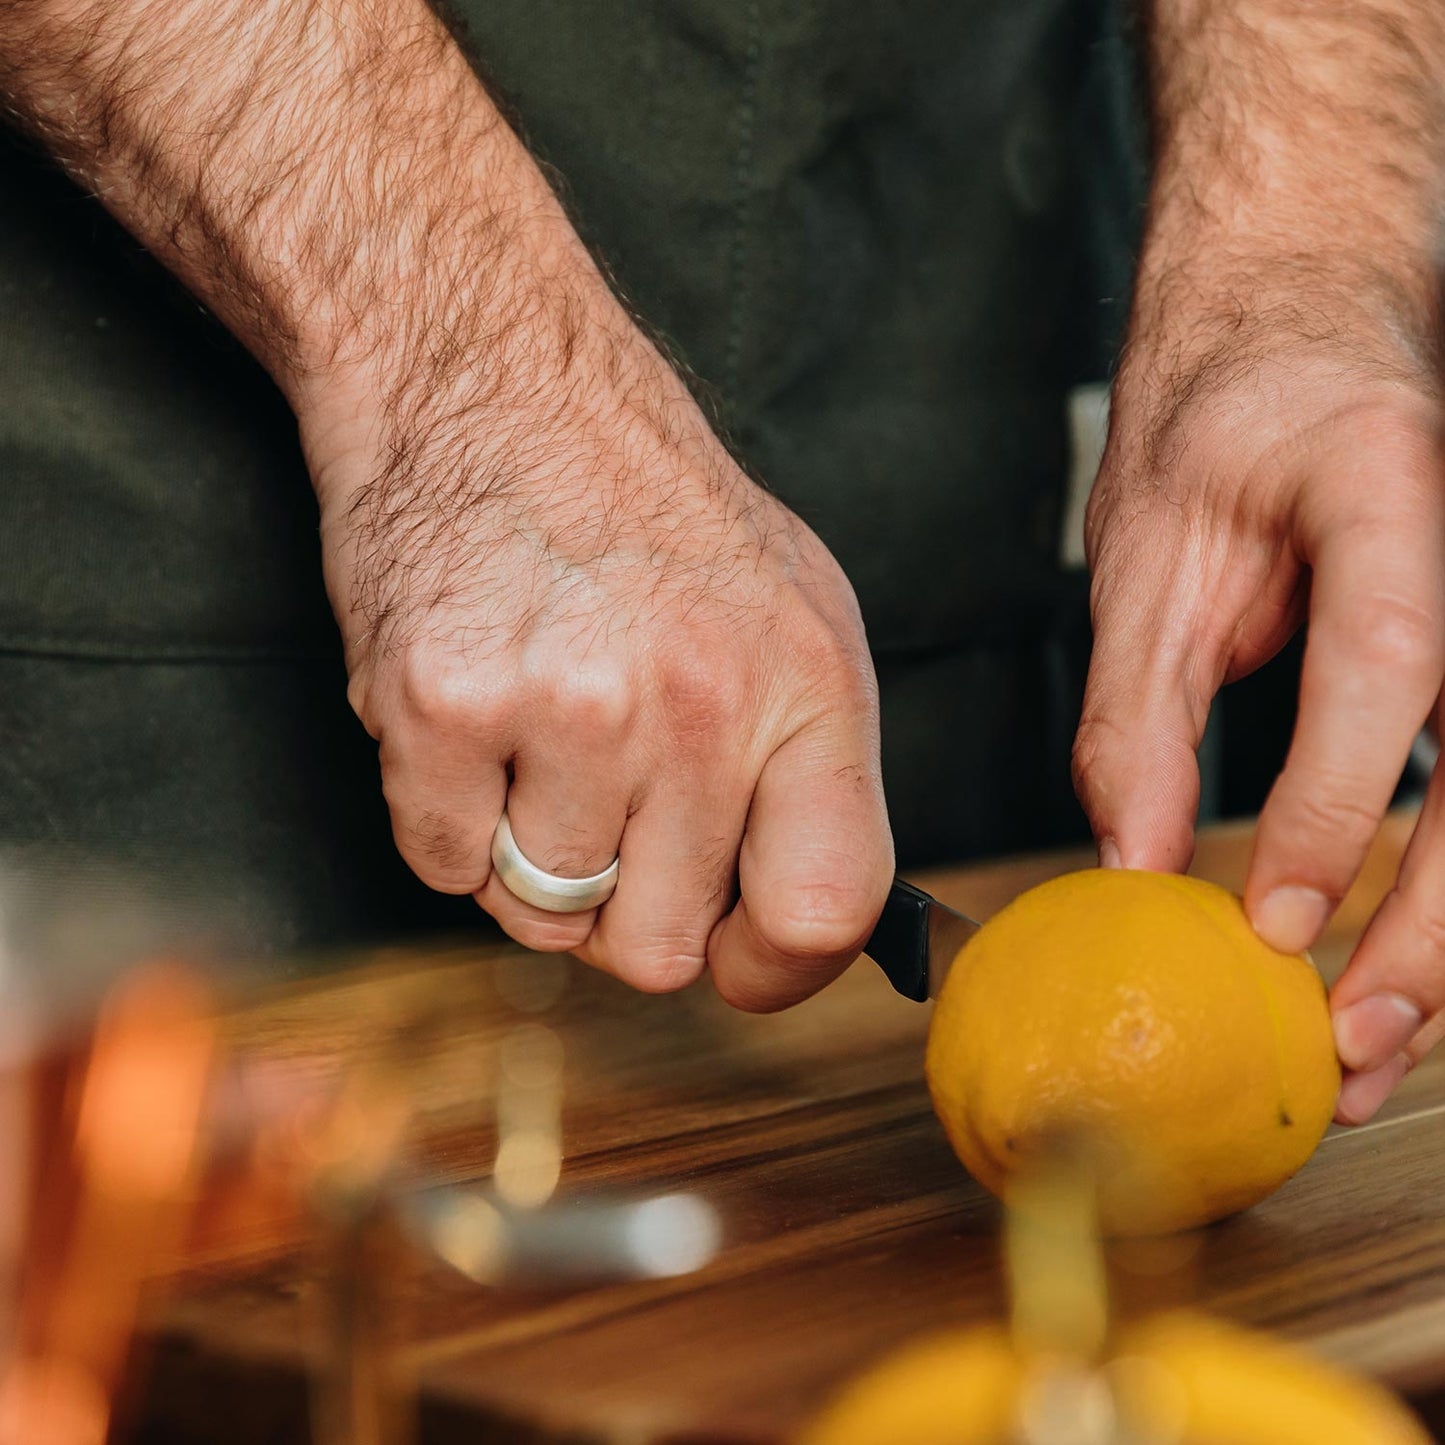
[489,811,620,914]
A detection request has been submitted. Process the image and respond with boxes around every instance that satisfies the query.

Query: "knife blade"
[863,878,981,1002]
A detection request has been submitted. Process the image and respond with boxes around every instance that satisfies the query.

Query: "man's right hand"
[303,265,893,1009]
[1,0,894,1008]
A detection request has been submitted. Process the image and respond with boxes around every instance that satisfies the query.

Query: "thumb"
[708,718,893,1012]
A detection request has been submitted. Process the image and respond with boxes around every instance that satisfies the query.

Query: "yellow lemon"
[797,1312,1430,1445]
[797,1328,1023,1445]
[1118,1310,1430,1445]
[925,870,1340,1234]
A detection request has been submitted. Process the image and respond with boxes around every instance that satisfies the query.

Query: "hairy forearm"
[1141,0,1445,371]
[0,0,604,426]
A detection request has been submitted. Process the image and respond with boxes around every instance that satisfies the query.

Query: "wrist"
[297,228,629,518]
[1112,238,1442,479]
[1128,234,1440,375]
[1140,1,1445,382]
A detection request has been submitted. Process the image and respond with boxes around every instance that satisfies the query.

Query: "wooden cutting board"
[135,812,1445,1443]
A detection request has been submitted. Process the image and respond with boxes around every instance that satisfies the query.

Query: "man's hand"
[1075,0,1445,1122]
[0,0,894,1007]
[309,282,892,1008]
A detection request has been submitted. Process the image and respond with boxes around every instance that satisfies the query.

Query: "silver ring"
[489,812,620,913]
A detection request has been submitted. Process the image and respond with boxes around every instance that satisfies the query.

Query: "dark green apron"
[0,0,1143,949]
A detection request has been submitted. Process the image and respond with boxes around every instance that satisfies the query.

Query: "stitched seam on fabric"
[723,0,763,407]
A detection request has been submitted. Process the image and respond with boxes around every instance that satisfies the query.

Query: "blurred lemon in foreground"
[797,1311,1430,1445]
[925,870,1340,1234]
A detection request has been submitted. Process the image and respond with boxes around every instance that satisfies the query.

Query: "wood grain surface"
[135,812,1445,1444]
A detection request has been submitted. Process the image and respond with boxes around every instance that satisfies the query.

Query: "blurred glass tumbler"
[0,855,232,1445]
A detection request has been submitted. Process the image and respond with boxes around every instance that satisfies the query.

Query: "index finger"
[1247,489,1445,954]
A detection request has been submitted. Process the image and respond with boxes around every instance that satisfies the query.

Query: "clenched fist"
[304,233,892,1010]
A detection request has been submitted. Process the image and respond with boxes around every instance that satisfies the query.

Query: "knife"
[863,879,981,1002]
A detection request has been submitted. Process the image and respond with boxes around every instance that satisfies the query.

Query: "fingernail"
[1332,993,1423,1072]
[1334,1054,1411,1127]
[1250,886,1331,954]
[1098,838,1122,869]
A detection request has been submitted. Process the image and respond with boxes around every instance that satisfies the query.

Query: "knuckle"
[1277,784,1381,854]
[792,613,867,691]
[1403,890,1445,962]
[1346,594,1443,678]
[611,945,707,995]
[494,911,593,956]
[758,881,876,962]
[1392,872,1445,965]
[545,663,635,737]
[657,641,750,738]
[585,913,711,993]
[400,647,504,737]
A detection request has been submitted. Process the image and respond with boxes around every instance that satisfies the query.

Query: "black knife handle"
[863,878,933,1003]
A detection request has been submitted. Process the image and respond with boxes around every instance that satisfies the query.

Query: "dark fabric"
[0,136,333,657]
[0,0,1144,945]
[457,0,1116,649]
[0,652,482,950]
[878,571,1094,867]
